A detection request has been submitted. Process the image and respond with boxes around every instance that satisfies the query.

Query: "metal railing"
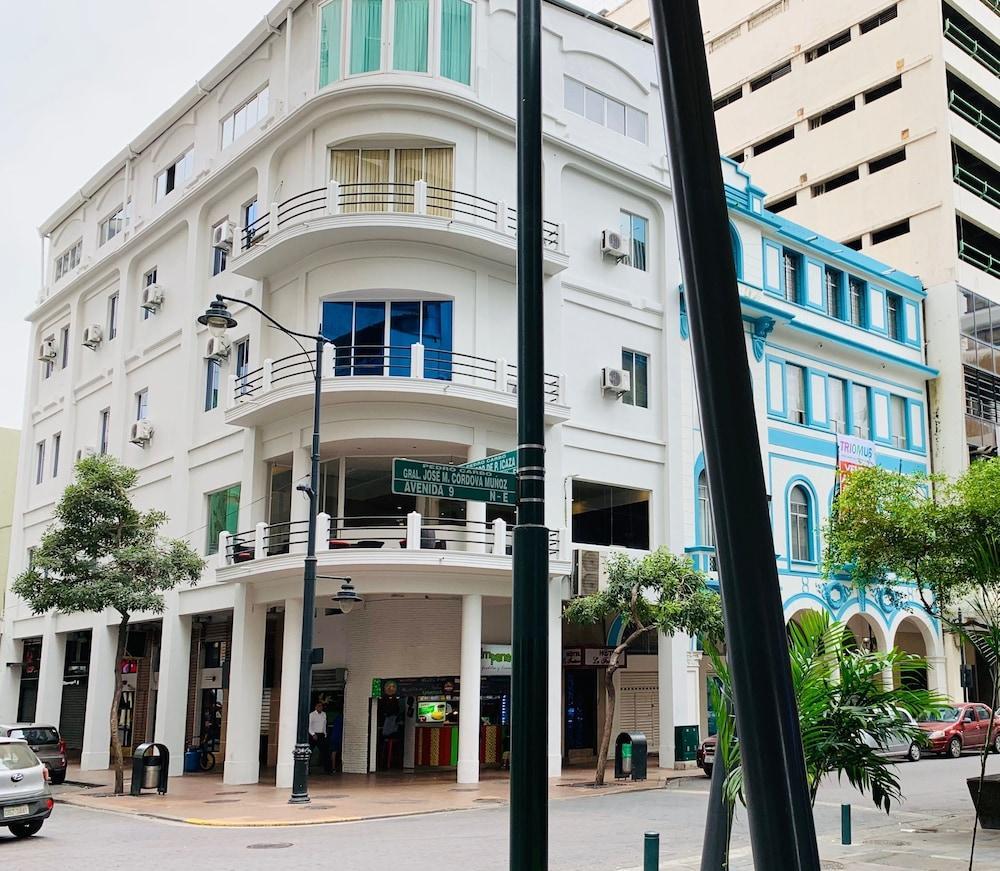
[954,163,1000,210]
[944,18,1000,78]
[685,544,719,574]
[959,239,1000,279]
[949,89,1000,144]
[228,343,563,407]
[981,0,1000,19]
[237,179,563,253]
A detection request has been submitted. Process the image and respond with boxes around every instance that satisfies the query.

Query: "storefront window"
[571,480,650,550]
[344,456,415,524]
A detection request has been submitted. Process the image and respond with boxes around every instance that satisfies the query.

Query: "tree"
[13,456,204,794]
[563,548,723,786]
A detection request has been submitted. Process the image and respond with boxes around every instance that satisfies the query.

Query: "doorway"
[565,669,597,760]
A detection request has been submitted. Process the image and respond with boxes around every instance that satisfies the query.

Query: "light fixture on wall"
[323,576,362,615]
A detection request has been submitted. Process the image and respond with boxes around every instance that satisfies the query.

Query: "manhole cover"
[215,790,247,796]
[247,843,293,850]
[820,862,844,870]
[474,798,503,803]
[303,805,335,810]
[204,799,240,804]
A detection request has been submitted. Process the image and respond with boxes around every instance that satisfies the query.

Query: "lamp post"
[198,293,361,804]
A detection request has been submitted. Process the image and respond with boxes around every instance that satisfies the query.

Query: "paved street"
[4,754,999,870]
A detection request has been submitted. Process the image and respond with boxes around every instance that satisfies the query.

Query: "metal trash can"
[615,732,648,781]
[142,755,162,789]
[675,724,699,763]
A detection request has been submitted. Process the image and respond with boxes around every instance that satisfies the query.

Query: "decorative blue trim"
[805,369,830,429]
[783,475,820,567]
[875,455,928,475]
[902,298,920,347]
[751,316,775,361]
[607,614,625,647]
[763,240,782,295]
[769,427,837,459]
[766,357,787,417]
[905,398,926,453]
[871,389,892,445]
[693,453,708,546]
[804,258,826,312]
[679,285,689,341]
[867,285,888,335]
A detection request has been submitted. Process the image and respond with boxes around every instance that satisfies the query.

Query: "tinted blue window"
[422,300,453,380]
[389,301,421,375]
[322,301,354,375]
[353,302,386,374]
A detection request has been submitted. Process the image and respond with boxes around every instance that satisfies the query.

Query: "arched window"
[729,224,742,279]
[788,484,813,562]
[698,470,716,547]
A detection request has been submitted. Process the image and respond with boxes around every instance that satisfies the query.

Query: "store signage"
[836,435,876,473]
[462,450,518,475]
[392,458,516,505]
[371,678,382,699]
[562,647,626,668]
[481,644,513,674]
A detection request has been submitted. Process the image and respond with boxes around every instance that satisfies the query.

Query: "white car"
[0,737,53,838]
[863,709,923,762]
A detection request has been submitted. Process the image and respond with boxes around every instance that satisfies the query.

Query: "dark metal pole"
[647,2,821,868]
[700,755,730,871]
[510,0,547,864]
[289,336,324,803]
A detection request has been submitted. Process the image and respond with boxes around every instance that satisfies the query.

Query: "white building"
[1,0,941,789]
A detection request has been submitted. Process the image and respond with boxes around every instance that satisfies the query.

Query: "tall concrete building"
[0,427,20,627]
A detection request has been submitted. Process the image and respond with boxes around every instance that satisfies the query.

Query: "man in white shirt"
[308,701,332,775]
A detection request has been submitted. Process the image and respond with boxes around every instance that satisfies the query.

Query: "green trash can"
[675,725,699,763]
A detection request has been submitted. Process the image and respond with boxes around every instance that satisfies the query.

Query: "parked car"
[918,703,1000,759]
[862,709,923,762]
[0,725,67,784]
[0,737,54,838]
[697,734,717,778]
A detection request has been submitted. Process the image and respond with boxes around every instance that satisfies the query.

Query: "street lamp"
[197,293,334,805]
[324,576,362,615]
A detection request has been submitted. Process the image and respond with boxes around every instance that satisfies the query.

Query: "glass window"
[440,0,472,84]
[206,484,241,554]
[887,292,902,340]
[107,292,119,340]
[697,470,715,547]
[625,106,648,143]
[135,389,149,421]
[350,0,383,74]
[52,433,61,478]
[890,395,906,447]
[205,359,221,411]
[330,146,453,214]
[789,485,813,562]
[393,0,428,71]
[783,251,800,303]
[55,241,82,281]
[319,0,343,86]
[211,221,228,276]
[584,87,604,123]
[60,325,70,367]
[319,458,341,518]
[606,98,626,135]
[99,206,124,246]
[621,349,648,408]
[235,337,251,397]
[99,409,111,454]
[565,77,585,114]
[786,364,806,423]
[221,86,269,148]
[571,480,650,550]
[620,211,648,271]
[155,149,194,201]
[344,456,415,523]
[829,377,847,434]
[142,268,157,320]
[564,77,647,143]
[0,743,41,771]
[35,441,45,485]
[852,384,871,439]
[849,277,866,327]
[825,268,843,319]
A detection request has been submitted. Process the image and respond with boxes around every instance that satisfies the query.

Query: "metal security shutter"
[618,672,659,752]
[59,679,89,751]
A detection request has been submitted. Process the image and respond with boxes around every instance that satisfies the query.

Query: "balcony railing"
[959,239,1000,279]
[944,18,1000,78]
[685,545,719,575]
[980,0,1000,20]
[218,511,564,567]
[229,343,563,408]
[954,164,1000,210]
[949,89,1000,144]
[238,180,562,252]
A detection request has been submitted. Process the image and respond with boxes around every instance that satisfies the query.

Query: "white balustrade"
[317,512,331,551]
[410,342,425,379]
[414,179,428,215]
[492,518,507,556]
[254,521,268,560]
[406,511,422,549]
[268,201,279,238]
[261,358,273,393]
[495,358,508,392]
[218,531,233,568]
[325,180,340,216]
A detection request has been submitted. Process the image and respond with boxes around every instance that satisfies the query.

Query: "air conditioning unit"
[205,336,231,361]
[75,446,97,461]
[141,283,164,312]
[129,419,153,446]
[37,339,57,362]
[601,367,631,396]
[601,228,628,261]
[573,549,610,597]
[212,221,235,252]
[81,324,103,349]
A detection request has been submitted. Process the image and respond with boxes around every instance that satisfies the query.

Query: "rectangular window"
[868,147,906,174]
[99,408,111,454]
[135,388,149,421]
[808,97,856,130]
[848,276,866,326]
[805,29,851,62]
[55,240,82,281]
[42,335,54,379]
[852,384,871,439]
[786,363,806,423]
[712,86,743,110]
[350,0,383,74]
[749,60,791,92]
[107,292,119,340]
[890,394,907,447]
[811,167,860,198]
[863,76,902,104]
[564,77,648,143]
[620,211,648,271]
[829,378,847,434]
[155,148,194,201]
[767,193,797,214]
[344,456,416,521]
[887,293,903,340]
[859,4,898,34]
[571,480,650,550]
[51,433,61,477]
[142,268,157,320]
[99,206,125,246]
[319,0,344,86]
[394,0,429,72]
[35,442,45,485]
[441,0,472,84]
[205,359,221,411]
[212,221,228,276]
[751,127,794,156]
[206,484,241,555]
[825,268,843,319]
[235,337,251,397]
[871,219,909,244]
[621,349,649,408]
[221,85,269,148]
[60,325,70,368]
[783,250,801,303]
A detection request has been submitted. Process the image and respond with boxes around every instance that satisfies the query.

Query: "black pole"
[647,2,821,868]
[510,0,548,864]
[289,336,324,803]
[700,754,730,871]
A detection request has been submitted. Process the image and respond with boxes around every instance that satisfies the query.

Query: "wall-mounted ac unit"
[212,221,235,252]
[81,324,103,349]
[129,419,153,446]
[141,283,164,312]
[601,228,628,261]
[75,446,97,461]
[205,336,231,361]
[573,548,609,597]
[37,339,57,362]
[601,367,631,396]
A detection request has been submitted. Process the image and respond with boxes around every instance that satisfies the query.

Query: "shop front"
[562,646,626,764]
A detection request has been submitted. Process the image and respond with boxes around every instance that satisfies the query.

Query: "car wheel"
[948,736,963,759]
[9,821,43,838]
[50,771,66,785]
[703,764,713,779]
[992,734,1000,754]
[907,742,921,762]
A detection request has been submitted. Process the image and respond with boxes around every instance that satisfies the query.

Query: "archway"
[845,613,886,654]
[891,616,932,691]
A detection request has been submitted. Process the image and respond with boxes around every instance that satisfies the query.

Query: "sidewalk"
[56,762,703,827]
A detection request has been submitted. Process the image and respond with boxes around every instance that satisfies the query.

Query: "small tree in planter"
[563,547,723,786]
[13,456,203,794]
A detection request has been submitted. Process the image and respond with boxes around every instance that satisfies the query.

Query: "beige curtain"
[425,147,454,217]
[359,148,390,212]
[330,149,360,212]
[393,149,424,213]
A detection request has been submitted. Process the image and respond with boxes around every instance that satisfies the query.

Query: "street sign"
[392,458,516,505]
[461,450,518,475]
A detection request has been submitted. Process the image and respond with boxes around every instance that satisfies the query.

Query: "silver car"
[863,709,923,762]
[0,737,53,838]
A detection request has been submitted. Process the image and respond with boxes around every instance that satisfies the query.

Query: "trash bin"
[142,755,162,789]
[184,748,200,773]
[675,724,699,763]
[615,732,647,781]
[130,742,170,796]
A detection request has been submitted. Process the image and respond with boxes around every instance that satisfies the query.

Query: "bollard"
[643,831,660,871]
[841,803,852,845]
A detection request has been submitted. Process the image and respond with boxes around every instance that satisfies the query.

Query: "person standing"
[309,700,332,775]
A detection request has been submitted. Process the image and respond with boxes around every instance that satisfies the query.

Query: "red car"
[918,703,1000,758]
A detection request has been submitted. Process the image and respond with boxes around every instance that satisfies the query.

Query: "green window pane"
[319,0,343,87]
[393,0,428,72]
[440,0,472,85]
[350,0,383,74]
[207,484,241,554]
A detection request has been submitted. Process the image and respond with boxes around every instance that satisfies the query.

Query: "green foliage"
[12,455,204,619]
[711,612,946,814]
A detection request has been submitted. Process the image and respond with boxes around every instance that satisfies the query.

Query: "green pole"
[643,832,660,871]
[841,804,852,845]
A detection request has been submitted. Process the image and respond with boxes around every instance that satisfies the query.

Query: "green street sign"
[392,458,517,505]
[461,450,518,475]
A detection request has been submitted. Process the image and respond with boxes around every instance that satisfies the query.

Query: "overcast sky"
[0,0,607,431]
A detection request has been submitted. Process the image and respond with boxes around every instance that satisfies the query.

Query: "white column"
[154,600,192,776]
[34,625,66,726]
[275,598,303,789]
[80,621,119,771]
[223,584,267,784]
[658,631,697,770]
[467,444,486,553]
[927,656,947,695]
[457,594,482,784]
[547,576,563,778]
[657,630,675,770]
[0,635,22,722]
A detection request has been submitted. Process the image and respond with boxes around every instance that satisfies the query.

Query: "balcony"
[214,511,571,594]
[685,545,719,581]
[944,15,1000,79]
[229,180,568,279]
[224,343,569,428]
[948,87,1000,146]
